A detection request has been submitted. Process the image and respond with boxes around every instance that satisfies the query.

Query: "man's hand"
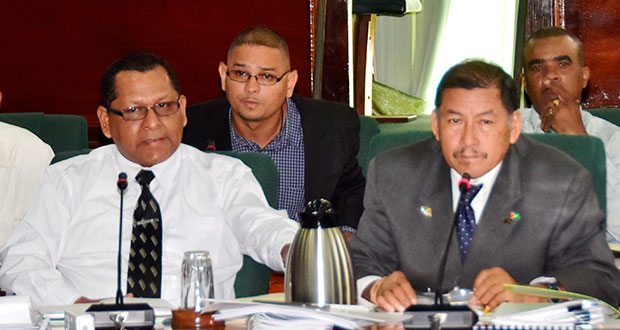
[472,267,548,310]
[539,79,586,135]
[74,296,100,304]
[342,231,354,241]
[74,293,134,304]
[363,271,417,312]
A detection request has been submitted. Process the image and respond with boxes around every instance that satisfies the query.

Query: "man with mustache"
[0,52,297,307]
[520,27,620,243]
[350,60,620,313]
[183,26,365,238]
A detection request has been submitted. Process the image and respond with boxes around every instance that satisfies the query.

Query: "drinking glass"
[181,250,214,312]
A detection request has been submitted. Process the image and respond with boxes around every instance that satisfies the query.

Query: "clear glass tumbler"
[173,251,221,329]
[180,250,214,312]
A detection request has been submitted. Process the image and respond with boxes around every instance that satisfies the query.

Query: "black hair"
[435,59,518,114]
[100,52,180,108]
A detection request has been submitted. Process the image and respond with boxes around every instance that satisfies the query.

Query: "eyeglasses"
[226,70,290,86]
[107,96,181,121]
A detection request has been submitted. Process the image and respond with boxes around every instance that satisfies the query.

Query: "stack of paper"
[490,300,608,326]
[247,312,333,330]
[210,299,412,329]
[0,296,37,329]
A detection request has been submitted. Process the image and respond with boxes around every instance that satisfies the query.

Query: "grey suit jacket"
[351,136,620,306]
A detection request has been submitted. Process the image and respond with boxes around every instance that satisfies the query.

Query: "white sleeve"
[220,160,298,271]
[605,131,620,242]
[0,169,81,307]
[356,275,381,307]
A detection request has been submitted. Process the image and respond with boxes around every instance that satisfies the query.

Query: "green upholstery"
[213,151,280,298]
[367,130,607,211]
[358,115,381,176]
[378,114,433,133]
[368,129,433,162]
[587,108,620,127]
[0,112,88,154]
[214,151,279,210]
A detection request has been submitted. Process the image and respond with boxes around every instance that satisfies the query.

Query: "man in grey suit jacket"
[351,60,620,312]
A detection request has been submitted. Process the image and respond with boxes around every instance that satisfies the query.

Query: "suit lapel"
[297,96,327,201]
[418,140,465,290]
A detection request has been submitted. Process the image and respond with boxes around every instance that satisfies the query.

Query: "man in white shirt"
[0,91,54,247]
[0,53,298,307]
[520,27,620,243]
[350,60,620,312]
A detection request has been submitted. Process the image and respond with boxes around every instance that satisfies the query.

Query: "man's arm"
[0,172,82,306]
[220,158,298,272]
[603,130,620,242]
[538,166,620,306]
[350,158,407,308]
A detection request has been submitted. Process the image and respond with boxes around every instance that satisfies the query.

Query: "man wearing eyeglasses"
[183,26,365,238]
[0,52,298,307]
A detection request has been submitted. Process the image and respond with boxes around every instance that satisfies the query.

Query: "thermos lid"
[297,198,339,228]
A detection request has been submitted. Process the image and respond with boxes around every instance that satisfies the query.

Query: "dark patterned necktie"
[456,183,482,263]
[127,170,162,298]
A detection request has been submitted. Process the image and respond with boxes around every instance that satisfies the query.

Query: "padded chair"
[214,151,281,298]
[358,115,381,176]
[368,130,607,211]
[587,108,620,127]
[0,112,89,163]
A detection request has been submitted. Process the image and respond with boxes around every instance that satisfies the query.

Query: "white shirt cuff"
[356,275,382,307]
[529,276,558,286]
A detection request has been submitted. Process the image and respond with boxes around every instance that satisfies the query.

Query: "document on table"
[0,295,37,329]
[208,299,413,329]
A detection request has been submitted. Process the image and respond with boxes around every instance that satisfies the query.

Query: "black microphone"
[116,172,128,305]
[404,173,477,329]
[85,172,154,329]
[434,173,471,305]
[117,172,128,191]
[205,139,217,151]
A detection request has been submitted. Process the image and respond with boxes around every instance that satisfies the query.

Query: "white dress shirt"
[520,107,620,243]
[0,122,54,248]
[0,143,298,307]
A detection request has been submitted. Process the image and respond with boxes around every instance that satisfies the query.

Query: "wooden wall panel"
[0,1,312,121]
[563,1,620,109]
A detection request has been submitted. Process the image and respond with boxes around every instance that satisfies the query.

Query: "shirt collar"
[450,161,503,210]
[113,144,182,189]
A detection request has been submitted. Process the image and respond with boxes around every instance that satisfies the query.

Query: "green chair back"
[214,151,280,298]
[368,130,607,212]
[586,108,620,127]
[0,112,88,155]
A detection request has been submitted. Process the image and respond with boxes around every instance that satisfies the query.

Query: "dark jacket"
[182,94,365,228]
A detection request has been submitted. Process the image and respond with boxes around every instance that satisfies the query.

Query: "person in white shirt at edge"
[519,27,620,243]
[0,52,298,307]
[0,91,54,248]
